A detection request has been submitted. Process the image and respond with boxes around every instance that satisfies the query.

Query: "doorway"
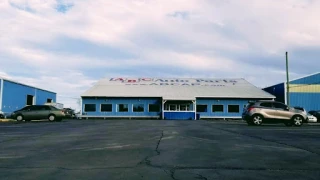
[26,95,34,106]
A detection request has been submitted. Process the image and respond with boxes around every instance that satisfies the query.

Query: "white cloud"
[1,0,320,110]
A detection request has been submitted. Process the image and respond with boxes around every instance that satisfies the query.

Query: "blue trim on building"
[1,80,56,114]
[164,112,195,120]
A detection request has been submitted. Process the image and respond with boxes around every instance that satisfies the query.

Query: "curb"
[0,119,16,122]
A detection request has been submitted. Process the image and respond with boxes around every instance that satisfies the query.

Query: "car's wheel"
[48,114,56,122]
[252,114,263,126]
[16,114,24,122]
[292,115,304,127]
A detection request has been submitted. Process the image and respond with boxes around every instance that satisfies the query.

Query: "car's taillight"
[247,107,255,112]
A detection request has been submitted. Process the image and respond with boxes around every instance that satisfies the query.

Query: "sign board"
[108,78,238,86]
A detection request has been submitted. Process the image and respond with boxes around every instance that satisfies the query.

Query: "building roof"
[290,72,320,84]
[263,72,320,89]
[81,78,275,100]
[0,76,56,94]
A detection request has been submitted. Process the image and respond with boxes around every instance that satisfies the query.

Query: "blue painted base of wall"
[164,112,195,120]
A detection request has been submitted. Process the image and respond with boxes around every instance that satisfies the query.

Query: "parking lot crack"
[156,130,164,155]
[195,174,208,180]
[170,168,178,180]
[0,166,134,170]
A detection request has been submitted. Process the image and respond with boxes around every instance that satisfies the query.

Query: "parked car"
[242,100,307,126]
[293,107,309,123]
[293,106,307,114]
[62,108,76,118]
[11,105,66,122]
[0,110,4,119]
[307,113,317,123]
[308,110,320,122]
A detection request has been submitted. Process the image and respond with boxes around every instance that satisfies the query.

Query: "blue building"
[0,77,57,116]
[263,72,320,112]
[81,78,275,120]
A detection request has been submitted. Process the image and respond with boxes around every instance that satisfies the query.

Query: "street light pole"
[286,52,290,106]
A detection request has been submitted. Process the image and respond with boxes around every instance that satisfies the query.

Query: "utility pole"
[286,52,290,106]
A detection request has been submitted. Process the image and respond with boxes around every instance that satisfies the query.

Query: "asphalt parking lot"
[1,120,320,180]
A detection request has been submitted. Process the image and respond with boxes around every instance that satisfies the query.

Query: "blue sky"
[1,0,319,110]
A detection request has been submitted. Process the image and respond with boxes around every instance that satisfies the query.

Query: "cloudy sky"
[1,0,319,110]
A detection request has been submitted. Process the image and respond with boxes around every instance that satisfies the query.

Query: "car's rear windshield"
[246,103,255,108]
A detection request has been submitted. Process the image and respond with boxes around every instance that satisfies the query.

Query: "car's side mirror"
[285,107,289,111]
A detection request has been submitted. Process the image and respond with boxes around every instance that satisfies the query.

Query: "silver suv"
[242,101,307,126]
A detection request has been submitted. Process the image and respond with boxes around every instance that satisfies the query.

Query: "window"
[149,104,160,112]
[29,106,40,111]
[84,104,96,112]
[212,105,224,112]
[49,106,59,110]
[26,95,34,106]
[39,106,51,111]
[133,104,144,112]
[180,105,187,111]
[169,104,177,111]
[197,105,207,112]
[47,98,53,103]
[101,104,112,112]
[118,104,128,112]
[20,106,31,111]
[228,105,240,113]
[273,103,288,110]
[260,102,273,108]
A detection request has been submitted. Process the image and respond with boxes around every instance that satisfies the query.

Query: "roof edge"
[289,72,320,83]
[0,76,56,94]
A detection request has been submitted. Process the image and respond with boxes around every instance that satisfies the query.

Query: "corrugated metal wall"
[1,80,56,114]
[264,73,320,111]
[263,83,285,103]
[289,73,320,111]
[36,89,56,105]
[290,93,319,111]
[290,73,320,84]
